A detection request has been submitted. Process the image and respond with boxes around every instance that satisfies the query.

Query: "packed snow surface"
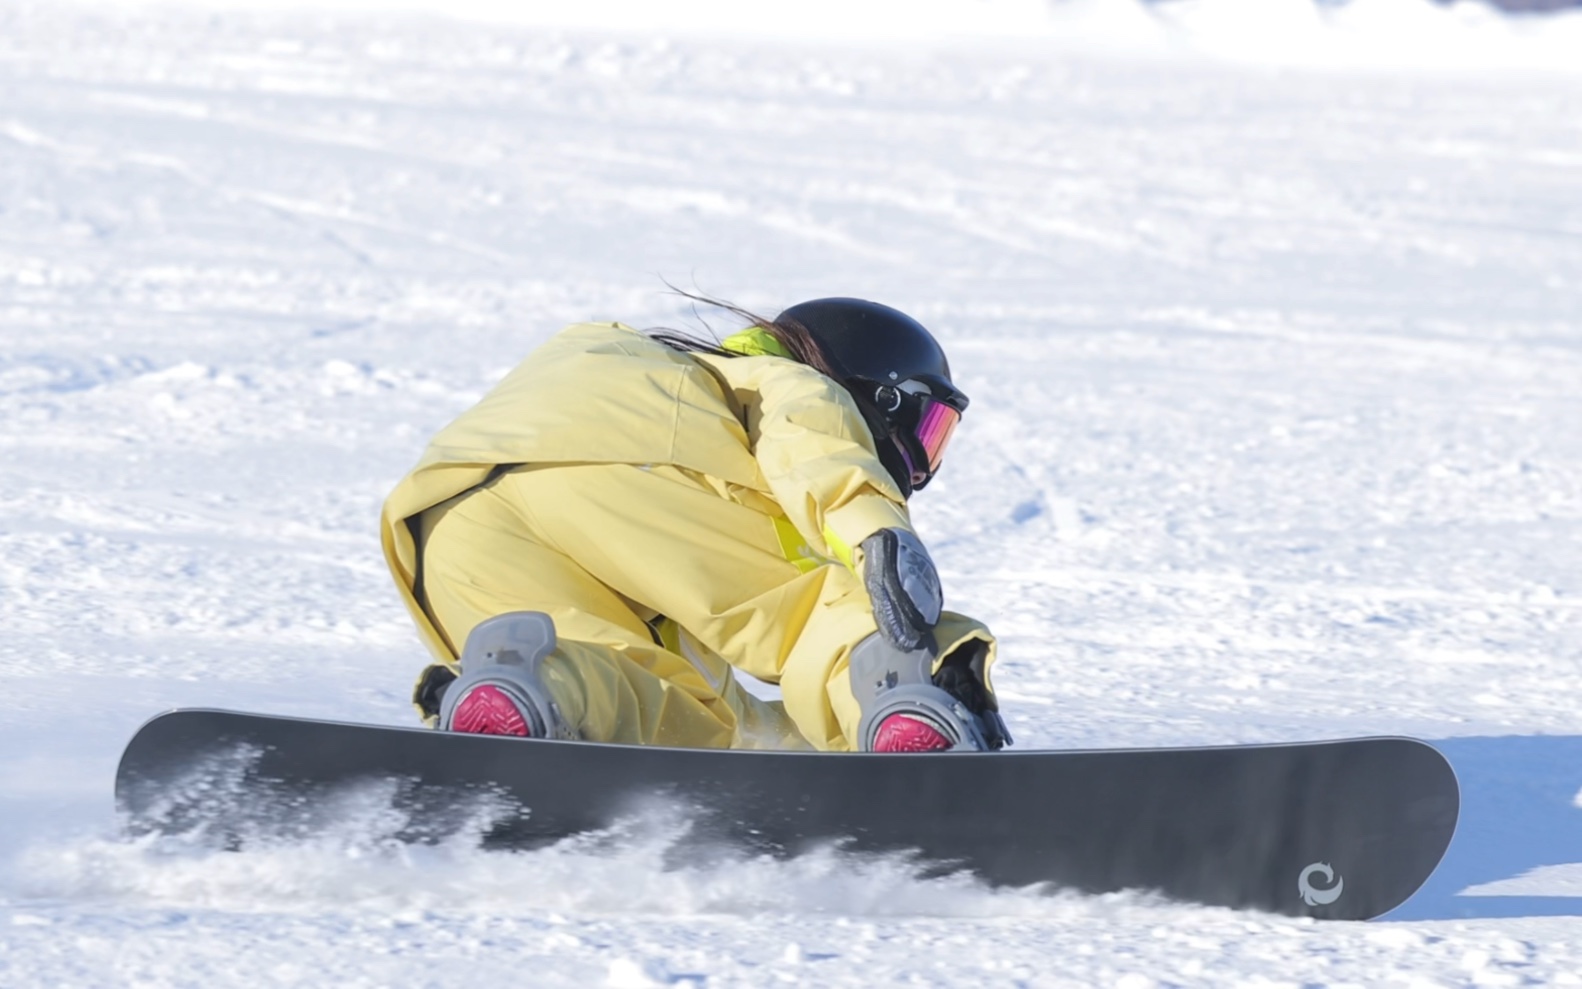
[2,0,1582,985]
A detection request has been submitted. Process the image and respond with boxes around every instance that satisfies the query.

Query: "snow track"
[2,0,1581,984]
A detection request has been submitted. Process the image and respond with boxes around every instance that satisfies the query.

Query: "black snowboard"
[115,709,1459,920]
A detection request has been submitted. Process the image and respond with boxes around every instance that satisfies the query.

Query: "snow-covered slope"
[52,0,1582,70]
[2,0,1580,984]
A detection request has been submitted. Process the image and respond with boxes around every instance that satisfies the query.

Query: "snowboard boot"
[849,633,1011,752]
[438,612,578,741]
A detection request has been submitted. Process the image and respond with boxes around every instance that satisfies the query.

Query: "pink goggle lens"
[914,398,961,474]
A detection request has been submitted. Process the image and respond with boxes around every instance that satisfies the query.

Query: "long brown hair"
[647,287,842,381]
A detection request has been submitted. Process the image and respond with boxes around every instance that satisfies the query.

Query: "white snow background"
[2,0,1581,984]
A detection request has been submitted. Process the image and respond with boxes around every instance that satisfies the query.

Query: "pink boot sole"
[872,713,951,752]
[450,684,531,737]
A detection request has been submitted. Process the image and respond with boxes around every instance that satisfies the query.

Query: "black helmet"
[777,298,968,495]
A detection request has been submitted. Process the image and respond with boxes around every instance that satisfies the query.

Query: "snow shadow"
[1387,735,1582,921]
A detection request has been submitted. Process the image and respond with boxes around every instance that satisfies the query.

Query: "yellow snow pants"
[415,462,895,751]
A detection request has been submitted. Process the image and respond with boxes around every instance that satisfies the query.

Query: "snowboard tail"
[116,709,1459,920]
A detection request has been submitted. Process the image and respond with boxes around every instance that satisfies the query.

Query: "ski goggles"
[911,392,962,474]
[875,375,968,486]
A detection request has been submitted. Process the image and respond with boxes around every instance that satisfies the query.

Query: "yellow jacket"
[383,322,918,643]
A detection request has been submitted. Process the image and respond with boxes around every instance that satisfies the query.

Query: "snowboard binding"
[849,633,1011,752]
[438,611,578,741]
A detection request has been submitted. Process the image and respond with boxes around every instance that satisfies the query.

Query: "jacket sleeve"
[744,358,913,567]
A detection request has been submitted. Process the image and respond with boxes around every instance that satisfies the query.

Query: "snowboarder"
[380,297,1010,753]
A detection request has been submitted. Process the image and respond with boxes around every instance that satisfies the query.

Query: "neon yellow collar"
[720,326,792,359]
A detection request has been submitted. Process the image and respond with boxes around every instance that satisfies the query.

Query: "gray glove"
[859,528,943,651]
